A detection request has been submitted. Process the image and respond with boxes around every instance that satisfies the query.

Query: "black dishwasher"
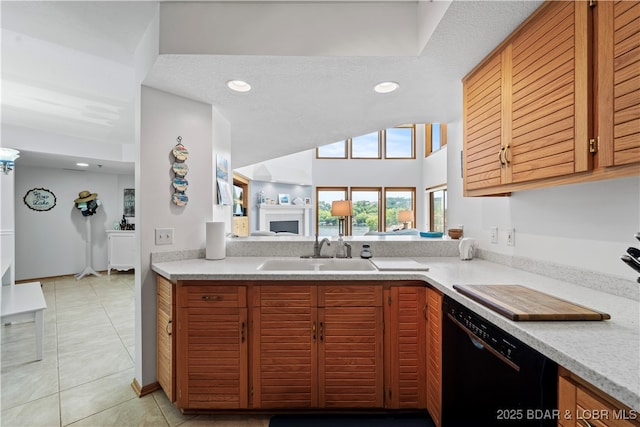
[442,296,558,427]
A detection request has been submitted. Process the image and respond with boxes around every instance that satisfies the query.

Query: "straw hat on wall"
[74,190,98,204]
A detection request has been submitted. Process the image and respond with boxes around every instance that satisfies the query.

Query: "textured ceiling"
[1,1,543,173]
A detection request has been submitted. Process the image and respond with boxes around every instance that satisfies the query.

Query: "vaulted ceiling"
[1,1,542,173]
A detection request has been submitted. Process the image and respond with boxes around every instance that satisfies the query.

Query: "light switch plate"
[155,228,173,245]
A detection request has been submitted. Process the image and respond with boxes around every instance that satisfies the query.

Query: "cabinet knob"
[201,295,222,301]
[166,319,172,336]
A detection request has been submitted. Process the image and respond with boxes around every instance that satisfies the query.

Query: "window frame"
[349,131,382,159]
[316,141,348,159]
[315,186,349,236]
[349,187,382,235]
[384,124,416,159]
[427,184,447,233]
[425,123,447,157]
[383,187,416,231]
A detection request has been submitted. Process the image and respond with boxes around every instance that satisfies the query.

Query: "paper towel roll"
[206,221,226,260]
[458,237,476,261]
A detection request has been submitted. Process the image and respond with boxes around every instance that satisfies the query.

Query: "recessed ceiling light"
[374,81,399,94]
[227,80,252,93]
[76,162,89,167]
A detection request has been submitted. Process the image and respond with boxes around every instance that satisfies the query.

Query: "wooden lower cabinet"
[426,287,443,427]
[251,282,384,409]
[251,284,318,408]
[384,284,428,409]
[176,283,248,409]
[162,278,431,412]
[157,276,175,402]
[558,367,639,427]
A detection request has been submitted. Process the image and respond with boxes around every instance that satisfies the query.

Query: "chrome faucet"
[344,242,352,258]
[313,234,331,258]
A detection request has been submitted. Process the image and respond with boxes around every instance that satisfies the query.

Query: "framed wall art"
[23,188,56,212]
[123,188,135,217]
[278,194,290,205]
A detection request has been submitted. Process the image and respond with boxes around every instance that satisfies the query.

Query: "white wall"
[13,165,133,280]
[446,119,640,281]
[312,126,427,230]
[137,85,231,387]
[235,150,313,185]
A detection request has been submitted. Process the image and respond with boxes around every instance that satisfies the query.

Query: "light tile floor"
[1,273,269,427]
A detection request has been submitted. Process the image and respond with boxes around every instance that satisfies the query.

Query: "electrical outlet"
[155,228,174,245]
[506,228,515,246]
[490,226,498,244]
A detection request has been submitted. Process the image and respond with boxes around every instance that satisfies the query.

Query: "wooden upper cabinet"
[509,1,591,183]
[464,51,505,191]
[464,0,638,197]
[596,1,640,167]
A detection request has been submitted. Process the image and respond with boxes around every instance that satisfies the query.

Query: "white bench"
[1,282,47,361]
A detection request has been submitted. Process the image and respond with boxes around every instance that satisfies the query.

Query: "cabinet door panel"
[385,286,427,409]
[157,277,174,402]
[464,52,504,191]
[426,288,443,427]
[318,307,384,408]
[511,1,589,182]
[599,1,640,168]
[178,306,248,409]
[252,285,317,409]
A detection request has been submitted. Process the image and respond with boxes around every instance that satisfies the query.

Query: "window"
[316,187,348,236]
[350,188,381,236]
[425,123,447,156]
[317,141,347,159]
[232,175,248,216]
[428,187,447,233]
[385,125,415,159]
[350,132,381,159]
[383,188,416,231]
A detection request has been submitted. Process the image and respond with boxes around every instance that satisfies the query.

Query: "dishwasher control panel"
[445,297,523,366]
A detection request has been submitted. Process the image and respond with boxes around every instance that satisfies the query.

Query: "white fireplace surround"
[259,204,311,236]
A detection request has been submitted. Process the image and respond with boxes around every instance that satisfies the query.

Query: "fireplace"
[270,220,299,234]
[258,204,311,236]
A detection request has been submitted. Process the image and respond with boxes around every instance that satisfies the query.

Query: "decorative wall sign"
[171,136,189,206]
[123,188,135,217]
[23,188,56,212]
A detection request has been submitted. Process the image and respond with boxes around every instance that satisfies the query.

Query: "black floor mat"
[269,412,435,427]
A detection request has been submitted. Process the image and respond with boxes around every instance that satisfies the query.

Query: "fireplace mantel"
[258,204,311,236]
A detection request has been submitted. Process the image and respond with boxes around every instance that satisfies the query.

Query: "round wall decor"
[24,188,57,212]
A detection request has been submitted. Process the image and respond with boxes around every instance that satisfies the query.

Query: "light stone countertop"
[151,256,640,411]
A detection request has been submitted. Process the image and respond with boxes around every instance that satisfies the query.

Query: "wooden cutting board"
[453,284,611,321]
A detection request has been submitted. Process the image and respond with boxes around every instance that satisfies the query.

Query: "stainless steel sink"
[257,258,377,272]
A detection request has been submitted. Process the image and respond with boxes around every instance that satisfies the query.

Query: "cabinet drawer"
[319,284,383,307]
[178,285,246,308]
